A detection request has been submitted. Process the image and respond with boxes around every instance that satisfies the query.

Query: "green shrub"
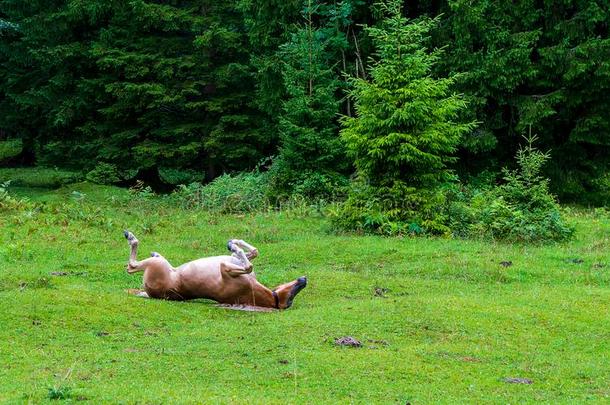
[47,386,71,400]
[267,158,348,201]
[86,162,121,185]
[172,171,271,213]
[0,168,82,188]
[589,172,610,206]
[0,139,22,163]
[158,168,204,185]
[332,136,574,242]
[0,181,33,211]
[446,136,574,242]
[329,179,451,236]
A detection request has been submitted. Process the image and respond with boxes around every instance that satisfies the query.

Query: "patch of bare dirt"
[215,304,277,312]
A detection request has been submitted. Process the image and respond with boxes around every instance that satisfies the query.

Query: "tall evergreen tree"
[0,0,110,166]
[335,1,475,234]
[439,0,610,203]
[270,0,354,198]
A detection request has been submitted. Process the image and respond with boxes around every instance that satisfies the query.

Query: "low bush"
[266,156,349,201]
[0,167,82,188]
[446,137,574,242]
[331,137,574,243]
[158,167,204,185]
[328,179,451,236]
[0,139,23,163]
[0,181,33,211]
[85,162,121,185]
[172,171,271,213]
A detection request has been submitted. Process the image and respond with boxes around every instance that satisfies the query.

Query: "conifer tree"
[440,0,610,203]
[0,0,110,166]
[335,0,475,234]
[270,0,354,198]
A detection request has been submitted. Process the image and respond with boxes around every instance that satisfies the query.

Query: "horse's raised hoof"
[124,230,138,245]
[285,276,307,309]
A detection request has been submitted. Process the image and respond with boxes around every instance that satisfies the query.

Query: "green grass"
[1,182,609,403]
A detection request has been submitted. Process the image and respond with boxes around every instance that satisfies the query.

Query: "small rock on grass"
[334,336,362,347]
[503,377,533,384]
[373,287,389,297]
[500,261,513,267]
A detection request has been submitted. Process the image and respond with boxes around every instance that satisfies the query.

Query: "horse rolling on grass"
[123,231,307,310]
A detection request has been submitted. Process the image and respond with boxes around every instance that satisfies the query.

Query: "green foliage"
[0,18,19,36]
[172,171,271,213]
[269,0,354,198]
[329,178,451,236]
[85,162,121,185]
[334,1,474,235]
[0,139,22,163]
[0,0,607,203]
[158,168,204,186]
[341,7,474,188]
[440,0,610,202]
[0,167,82,188]
[0,1,268,181]
[47,386,71,400]
[446,135,574,242]
[0,181,32,211]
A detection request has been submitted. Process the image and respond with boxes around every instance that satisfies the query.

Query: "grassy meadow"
[0,173,609,403]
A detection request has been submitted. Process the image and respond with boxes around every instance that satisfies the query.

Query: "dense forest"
[0,0,608,209]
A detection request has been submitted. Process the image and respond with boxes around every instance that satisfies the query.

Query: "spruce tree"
[335,0,475,234]
[0,0,109,167]
[270,0,354,198]
[441,0,610,204]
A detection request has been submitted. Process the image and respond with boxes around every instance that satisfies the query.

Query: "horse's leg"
[230,239,259,260]
[124,230,144,272]
[227,240,254,270]
[124,230,166,274]
[220,261,253,277]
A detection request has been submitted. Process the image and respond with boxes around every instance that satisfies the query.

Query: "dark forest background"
[0,0,608,205]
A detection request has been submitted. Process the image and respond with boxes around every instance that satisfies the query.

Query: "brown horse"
[123,231,307,309]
